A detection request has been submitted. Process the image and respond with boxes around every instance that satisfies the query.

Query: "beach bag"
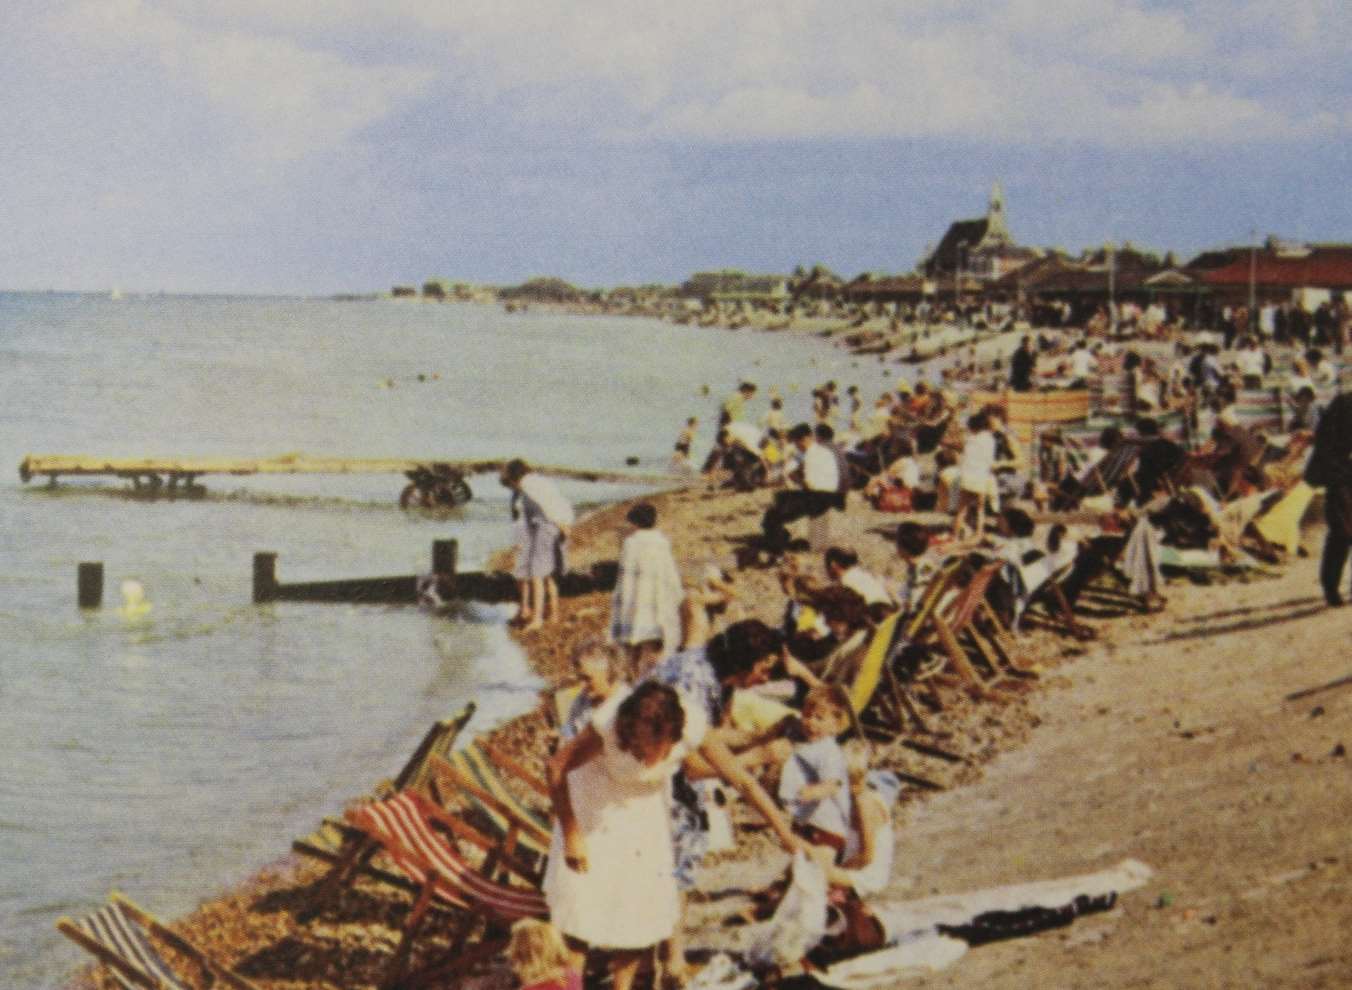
[873,482,913,513]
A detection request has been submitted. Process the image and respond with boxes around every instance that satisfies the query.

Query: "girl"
[507,918,582,990]
[559,638,627,741]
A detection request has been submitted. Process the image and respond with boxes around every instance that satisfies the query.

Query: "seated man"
[1124,417,1185,506]
[760,423,844,555]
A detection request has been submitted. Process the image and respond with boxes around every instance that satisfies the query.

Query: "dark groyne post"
[253,552,278,604]
[432,539,458,580]
[77,562,103,609]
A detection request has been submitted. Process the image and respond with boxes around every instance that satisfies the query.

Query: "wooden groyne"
[18,454,686,490]
[252,541,618,606]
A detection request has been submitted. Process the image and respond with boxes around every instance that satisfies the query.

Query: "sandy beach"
[61,472,1352,989]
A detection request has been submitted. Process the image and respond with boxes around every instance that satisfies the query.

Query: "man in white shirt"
[824,547,894,611]
[1069,341,1095,382]
[760,423,841,554]
[1236,339,1267,388]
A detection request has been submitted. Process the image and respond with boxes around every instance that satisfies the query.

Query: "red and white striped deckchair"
[56,893,259,990]
[345,789,547,989]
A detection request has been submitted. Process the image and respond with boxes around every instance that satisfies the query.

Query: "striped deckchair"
[430,740,552,857]
[294,705,475,918]
[57,893,259,990]
[345,789,546,990]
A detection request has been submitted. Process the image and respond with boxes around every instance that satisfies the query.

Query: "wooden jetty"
[18,454,685,491]
[253,540,618,606]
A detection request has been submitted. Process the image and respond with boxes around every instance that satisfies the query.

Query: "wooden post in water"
[253,552,278,604]
[432,539,458,580]
[77,562,103,609]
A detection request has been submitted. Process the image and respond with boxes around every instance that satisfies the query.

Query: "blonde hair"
[507,918,571,985]
[571,637,626,681]
[803,683,852,724]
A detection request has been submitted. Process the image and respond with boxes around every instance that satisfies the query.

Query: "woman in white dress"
[546,679,797,989]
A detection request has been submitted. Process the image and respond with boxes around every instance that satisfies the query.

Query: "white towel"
[610,528,684,651]
[519,472,574,527]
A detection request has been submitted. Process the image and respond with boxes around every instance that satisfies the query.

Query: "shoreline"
[65,474,1350,988]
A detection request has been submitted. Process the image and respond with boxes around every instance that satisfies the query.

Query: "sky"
[1,0,1349,295]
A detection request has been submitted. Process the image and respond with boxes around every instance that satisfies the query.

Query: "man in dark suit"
[1306,393,1352,606]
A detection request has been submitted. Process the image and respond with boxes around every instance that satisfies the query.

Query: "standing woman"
[501,459,574,631]
[953,412,995,539]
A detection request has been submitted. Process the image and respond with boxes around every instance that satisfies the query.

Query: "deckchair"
[1007,542,1095,641]
[843,560,963,738]
[426,750,552,862]
[57,893,260,990]
[917,560,1033,698]
[294,705,475,916]
[344,789,547,990]
[431,739,551,852]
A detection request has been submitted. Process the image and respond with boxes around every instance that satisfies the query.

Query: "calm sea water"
[0,292,910,987]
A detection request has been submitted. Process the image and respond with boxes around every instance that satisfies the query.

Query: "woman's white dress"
[543,690,708,949]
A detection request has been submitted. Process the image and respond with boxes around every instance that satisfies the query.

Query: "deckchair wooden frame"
[1019,557,1096,641]
[341,790,547,990]
[426,753,551,868]
[918,560,1034,698]
[295,704,475,919]
[57,892,261,990]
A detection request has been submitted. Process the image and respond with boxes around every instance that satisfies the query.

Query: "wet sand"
[64,484,1352,989]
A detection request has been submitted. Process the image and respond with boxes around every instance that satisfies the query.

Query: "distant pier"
[18,454,685,491]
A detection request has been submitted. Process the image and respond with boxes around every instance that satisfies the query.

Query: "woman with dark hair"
[501,459,573,631]
[639,619,804,982]
[546,681,694,990]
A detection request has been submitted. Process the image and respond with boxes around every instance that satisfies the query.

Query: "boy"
[779,684,854,861]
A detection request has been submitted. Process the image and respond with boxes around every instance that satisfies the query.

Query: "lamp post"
[956,239,967,322]
[1248,228,1258,333]
[1106,241,1116,336]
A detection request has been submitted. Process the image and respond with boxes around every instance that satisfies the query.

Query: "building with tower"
[922,183,1040,283]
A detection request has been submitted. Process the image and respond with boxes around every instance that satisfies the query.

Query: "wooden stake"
[77,562,103,609]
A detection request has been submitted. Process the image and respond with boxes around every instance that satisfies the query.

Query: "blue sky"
[1,0,1349,294]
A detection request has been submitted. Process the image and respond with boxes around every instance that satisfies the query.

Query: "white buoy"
[118,579,151,620]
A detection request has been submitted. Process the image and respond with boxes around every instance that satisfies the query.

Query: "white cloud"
[35,0,1352,150]
[47,0,434,162]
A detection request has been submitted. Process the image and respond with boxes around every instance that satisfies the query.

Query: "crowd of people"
[485,308,1351,987]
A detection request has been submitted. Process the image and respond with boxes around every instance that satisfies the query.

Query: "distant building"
[922,183,1041,283]
[1190,241,1352,302]
[681,269,791,304]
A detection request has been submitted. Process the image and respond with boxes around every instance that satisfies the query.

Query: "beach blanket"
[814,859,1154,989]
[610,528,683,651]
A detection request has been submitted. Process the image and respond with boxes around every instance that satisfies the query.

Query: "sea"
[0,291,916,987]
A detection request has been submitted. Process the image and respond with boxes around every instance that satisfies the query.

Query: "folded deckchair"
[57,893,260,990]
[344,789,547,990]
